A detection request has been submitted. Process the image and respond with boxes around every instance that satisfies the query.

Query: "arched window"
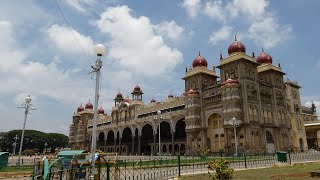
[266,131,274,143]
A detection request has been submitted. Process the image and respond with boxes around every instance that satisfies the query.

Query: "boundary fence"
[31,151,320,180]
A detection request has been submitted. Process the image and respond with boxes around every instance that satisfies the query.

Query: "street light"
[17,95,36,166]
[13,135,19,155]
[44,142,48,154]
[90,44,106,180]
[153,110,163,155]
[228,117,241,156]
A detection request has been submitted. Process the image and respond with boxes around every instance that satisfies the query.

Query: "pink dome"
[192,53,208,68]
[77,104,84,112]
[184,89,199,96]
[221,78,239,86]
[98,106,104,114]
[85,100,93,109]
[256,50,273,64]
[228,36,246,54]
[134,85,141,91]
[116,92,123,98]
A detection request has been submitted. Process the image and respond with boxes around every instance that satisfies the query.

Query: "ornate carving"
[224,65,239,80]
[259,74,271,85]
[247,83,258,101]
[245,64,255,80]
[291,90,298,100]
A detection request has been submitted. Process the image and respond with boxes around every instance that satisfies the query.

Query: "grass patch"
[179,162,320,180]
[0,166,33,172]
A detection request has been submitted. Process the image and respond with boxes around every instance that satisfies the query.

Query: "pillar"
[171,130,175,155]
[153,132,156,155]
[119,137,122,155]
[132,135,135,155]
[138,135,141,155]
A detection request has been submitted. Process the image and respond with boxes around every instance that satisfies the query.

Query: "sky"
[0,0,319,135]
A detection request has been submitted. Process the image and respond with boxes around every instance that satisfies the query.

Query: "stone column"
[153,132,156,155]
[317,130,320,151]
[138,135,141,155]
[132,135,135,155]
[104,137,107,152]
[119,137,122,155]
[114,137,117,153]
[171,130,175,155]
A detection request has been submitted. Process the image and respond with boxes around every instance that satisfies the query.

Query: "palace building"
[68,37,319,155]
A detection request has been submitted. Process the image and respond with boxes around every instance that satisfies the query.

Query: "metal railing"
[31,151,320,180]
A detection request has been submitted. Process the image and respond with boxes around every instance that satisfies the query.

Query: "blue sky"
[0,0,319,135]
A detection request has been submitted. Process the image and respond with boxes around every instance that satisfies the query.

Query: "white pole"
[233,122,238,156]
[90,58,102,179]
[17,95,36,166]
[159,116,161,155]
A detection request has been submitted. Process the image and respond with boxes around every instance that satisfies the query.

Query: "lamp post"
[153,110,162,155]
[17,95,36,166]
[90,44,106,180]
[229,117,241,156]
[44,142,48,154]
[13,135,19,155]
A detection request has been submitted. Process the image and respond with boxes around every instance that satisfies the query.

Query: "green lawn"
[0,166,33,172]
[179,162,320,180]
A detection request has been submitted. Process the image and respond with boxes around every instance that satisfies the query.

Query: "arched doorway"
[122,127,132,155]
[266,131,275,153]
[157,121,171,155]
[106,131,114,152]
[98,132,105,151]
[175,119,186,155]
[140,124,153,155]
[299,138,304,152]
[207,113,224,152]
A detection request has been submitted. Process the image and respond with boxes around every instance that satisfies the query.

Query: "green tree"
[0,130,68,154]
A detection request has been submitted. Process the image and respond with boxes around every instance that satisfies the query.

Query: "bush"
[23,149,35,155]
[208,158,234,180]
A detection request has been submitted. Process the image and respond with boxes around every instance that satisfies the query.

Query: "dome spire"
[234,34,237,41]
[262,47,265,52]
[198,51,201,56]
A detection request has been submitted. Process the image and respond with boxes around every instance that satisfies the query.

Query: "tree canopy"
[0,130,68,154]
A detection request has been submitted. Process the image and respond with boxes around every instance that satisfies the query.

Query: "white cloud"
[46,24,94,56]
[155,20,184,41]
[204,0,225,22]
[203,0,292,49]
[0,20,96,134]
[209,25,232,45]
[96,5,183,76]
[248,17,292,49]
[65,0,95,13]
[181,0,201,19]
[226,0,268,19]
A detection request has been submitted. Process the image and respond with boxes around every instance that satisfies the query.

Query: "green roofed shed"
[57,150,87,169]
[0,152,9,167]
[57,150,87,157]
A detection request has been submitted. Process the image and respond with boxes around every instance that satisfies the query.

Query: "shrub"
[208,158,234,180]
